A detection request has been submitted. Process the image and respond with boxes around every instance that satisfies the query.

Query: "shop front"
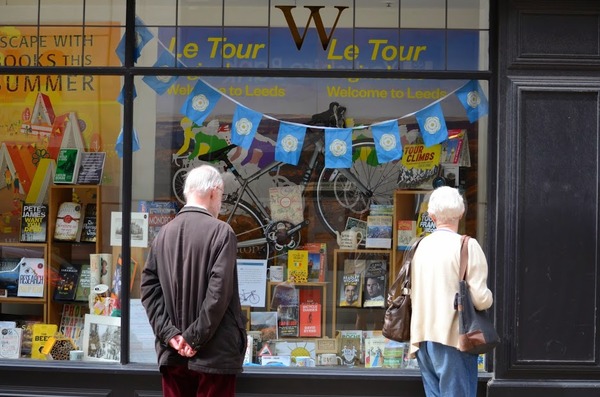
[2,0,599,396]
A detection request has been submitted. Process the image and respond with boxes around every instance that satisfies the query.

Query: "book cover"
[250,311,278,341]
[138,200,180,244]
[74,263,91,302]
[277,304,299,338]
[397,220,416,250]
[440,129,465,164]
[287,249,309,283]
[76,151,106,185]
[53,263,81,301]
[270,283,299,309]
[299,302,322,337]
[416,200,435,237]
[59,304,85,349]
[53,148,82,184]
[397,143,442,189]
[269,185,304,225]
[338,330,363,366]
[110,255,139,313]
[366,215,393,249]
[364,336,387,368]
[16,319,41,358]
[363,260,387,308]
[0,258,21,297]
[80,203,97,243]
[301,242,327,282]
[31,323,58,360]
[20,204,48,243]
[53,202,82,241]
[299,287,322,306]
[0,327,22,359]
[17,258,45,298]
[339,273,362,307]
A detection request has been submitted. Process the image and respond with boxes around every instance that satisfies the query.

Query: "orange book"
[299,302,321,337]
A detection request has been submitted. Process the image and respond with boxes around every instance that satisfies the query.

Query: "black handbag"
[455,235,500,354]
[382,237,424,342]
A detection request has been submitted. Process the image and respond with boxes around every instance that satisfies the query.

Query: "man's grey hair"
[427,186,465,223]
[183,165,223,201]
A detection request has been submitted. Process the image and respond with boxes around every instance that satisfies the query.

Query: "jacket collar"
[178,205,213,218]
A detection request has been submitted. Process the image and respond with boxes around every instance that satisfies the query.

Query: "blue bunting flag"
[455,80,489,123]
[115,128,141,158]
[142,52,179,95]
[231,105,263,149]
[371,120,402,163]
[115,16,154,65]
[416,103,448,147]
[325,128,353,168]
[180,80,222,126]
[275,123,307,166]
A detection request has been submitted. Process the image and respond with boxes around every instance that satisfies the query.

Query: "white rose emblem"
[424,116,441,135]
[466,90,481,108]
[379,133,396,151]
[135,31,142,46]
[329,139,347,157]
[281,134,298,152]
[235,117,253,136]
[192,94,210,112]
[157,75,171,83]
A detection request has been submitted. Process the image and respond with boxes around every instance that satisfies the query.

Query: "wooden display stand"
[331,248,392,336]
[0,242,48,322]
[47,184,102,325]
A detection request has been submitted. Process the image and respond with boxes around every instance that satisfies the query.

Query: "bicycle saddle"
[197,144,236,162]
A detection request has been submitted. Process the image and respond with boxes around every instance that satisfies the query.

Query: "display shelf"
[331,248,392,336]
[0,242,48,322]
[266,281,329,337]
[47,185,101,326]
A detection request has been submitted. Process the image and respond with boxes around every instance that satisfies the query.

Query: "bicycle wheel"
[315,140,400,235]
[219,198,270,261]
[172,168,188,205]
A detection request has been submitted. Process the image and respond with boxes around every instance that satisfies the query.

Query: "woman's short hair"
[427,186,465,223]
[183,165,223,201]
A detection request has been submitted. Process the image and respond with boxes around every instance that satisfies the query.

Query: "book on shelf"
[53,202,82,241]
[138,200,180,244]
[76,151,106,185]
[440,129,465,165]
[16,319,41,358]
[74,263,91,302]
[0,327,22,359]
[286,249,309,283]
[270,282,299,309]
[53,263,81,301]
[110,255,139,313]
[250,311,278,341]
[17,257,45,298]
[301,242,327,282]
[299,287,321,306]
[397,220,417,250]
[364,335,387,368]
[339,273,362,307]
[365,214,393,249]
[19,204,48,243]
[31,323,58,360]
[277,304,299,338]
[268,185,304,225]
[59,304,86,349]
[80,203,97,243]
[53,148,82,184]
[338,330,363,366]
[299,302,322,337]
[363,260,387,308]
[0,258,21,297]
[416,199,435,237]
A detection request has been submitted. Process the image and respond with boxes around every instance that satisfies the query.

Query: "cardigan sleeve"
[466,237,494,311]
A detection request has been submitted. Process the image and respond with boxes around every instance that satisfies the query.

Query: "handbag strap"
[389,236,424,298]
[458,235,470,281]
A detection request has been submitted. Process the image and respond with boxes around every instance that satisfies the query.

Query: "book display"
[53,148,82,184]
[20,204,48,243]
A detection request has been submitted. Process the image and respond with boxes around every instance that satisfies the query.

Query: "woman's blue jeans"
[415,341,478,397]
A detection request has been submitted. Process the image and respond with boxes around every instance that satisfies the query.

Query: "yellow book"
[287,249,308,283]
[31,323,58,360]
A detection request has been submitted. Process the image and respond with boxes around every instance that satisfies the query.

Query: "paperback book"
[397,220,417,250]
[338,330,363,366]
[31,323,58,360]
[53,263,81,301]
[53,148,81,184]
[74,264,91,302]
[20,204,48,243]
[301,242,327,282]
[138,200,180,244]
[0,327,22,359]
[339,273,362,307]
[365,215,393,249]
[0,258,21,297]
[53,202,82,242]
[277,305,299,338]
[286,249,309,283]
[76,151,106,185]
[17,258,45,298]
[299,302,322,337]
[363,260,387,308]
[80,203,97,243]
